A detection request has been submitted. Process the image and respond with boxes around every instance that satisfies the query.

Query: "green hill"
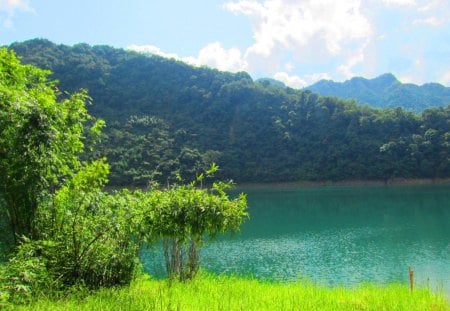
[306,73,450,112]
[7,39,450,185]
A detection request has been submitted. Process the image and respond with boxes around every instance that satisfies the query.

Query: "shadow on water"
[142,184,450,296]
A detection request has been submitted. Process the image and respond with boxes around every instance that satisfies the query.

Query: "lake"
[141,183,450,296]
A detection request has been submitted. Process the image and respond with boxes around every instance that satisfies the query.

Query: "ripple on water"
[142,185,450,297]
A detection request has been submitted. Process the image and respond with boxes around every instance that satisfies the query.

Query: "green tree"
[0,48,104,244]
[11,39,449,184]
[104,115,221,186]
[140,165,248,281]
[0,48,140,304]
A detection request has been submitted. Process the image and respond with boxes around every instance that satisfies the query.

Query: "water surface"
[142,184,450,295]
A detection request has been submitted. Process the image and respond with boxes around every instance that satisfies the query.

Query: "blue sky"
[1,0,450,88]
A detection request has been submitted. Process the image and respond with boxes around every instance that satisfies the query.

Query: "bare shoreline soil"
[235,178,450,190]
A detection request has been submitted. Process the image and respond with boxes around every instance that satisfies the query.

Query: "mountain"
[256,78,286,88]
[306,73,450,112]
[6,39,450,185]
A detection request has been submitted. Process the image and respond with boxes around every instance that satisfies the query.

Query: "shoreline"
[235,178,450,190]
[106,178,450,192]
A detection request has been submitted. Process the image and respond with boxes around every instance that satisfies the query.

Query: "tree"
[139,165,248,281]
[0,48,104,245]
[0,48,248,306]
[11,40,450,184]
[0,48,141,302]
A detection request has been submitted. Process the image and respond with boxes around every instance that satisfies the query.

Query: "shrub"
[0,238,60,306]
[31,160,141,288]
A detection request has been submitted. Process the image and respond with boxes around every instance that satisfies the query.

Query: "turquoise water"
[142,184,450,295]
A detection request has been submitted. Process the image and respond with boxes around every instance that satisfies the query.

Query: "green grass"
[11,273,449,311]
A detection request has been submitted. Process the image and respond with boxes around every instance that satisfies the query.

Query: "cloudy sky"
[1,0,450,87]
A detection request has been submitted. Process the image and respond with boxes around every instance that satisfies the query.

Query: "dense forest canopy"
[306,73,450,112]
[8,39,450,185]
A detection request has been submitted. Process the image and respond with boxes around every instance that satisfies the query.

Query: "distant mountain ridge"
[306,73,450,112]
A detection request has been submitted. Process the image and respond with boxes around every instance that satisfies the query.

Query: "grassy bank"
[11,273,449,311]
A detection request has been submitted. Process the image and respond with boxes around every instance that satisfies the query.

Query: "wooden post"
[409,266,414,292]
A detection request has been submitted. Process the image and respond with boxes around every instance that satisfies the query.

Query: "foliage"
[137,165,248,281]
[0,238,59,307]
[307,73,450,112]
[104,115,220,186]
[0,161,142,306]
[31,160,141,288]
[0,47,138,304]
[0,46,249,308]
[0,47,104,244]
[3,40,450,184]
[13,273,450,311]
[0,205,13,261]
[9,39,450,184]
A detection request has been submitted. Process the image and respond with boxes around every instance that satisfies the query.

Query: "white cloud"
[127,44,182,60]
[439,70,450,86]
[397,74,418,84]
[224,0,372,58]
[273,71,332,88]
[273,72,307,88]
[418,0,447,12]
[131,0,449,86]
[224,0,265,16]
[190,42,248,72]
[306,72,331,82]
[381,0,416,7]
[283,61,294,72]
[395,57,426,85]
[223,0,373,83]
[0,0,32,28]
[128,42,248,73]
[0,0,30,12]
[413,0,450,27]
[337,39,370,78]
[413,16,446,26]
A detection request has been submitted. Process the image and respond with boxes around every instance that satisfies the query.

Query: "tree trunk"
[187,238,199,279]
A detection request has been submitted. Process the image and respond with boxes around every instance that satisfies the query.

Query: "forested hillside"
[306,73,450,112]
[8,39,450,185]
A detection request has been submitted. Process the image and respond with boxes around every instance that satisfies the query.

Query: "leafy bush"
[32,160,141,288]
[0,238,60,306]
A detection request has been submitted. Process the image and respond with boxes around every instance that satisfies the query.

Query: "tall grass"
[13,272,449,311]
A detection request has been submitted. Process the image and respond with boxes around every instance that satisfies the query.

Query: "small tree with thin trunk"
[141,164,248,281]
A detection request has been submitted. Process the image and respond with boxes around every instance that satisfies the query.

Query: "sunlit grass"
[14,272,449,311]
